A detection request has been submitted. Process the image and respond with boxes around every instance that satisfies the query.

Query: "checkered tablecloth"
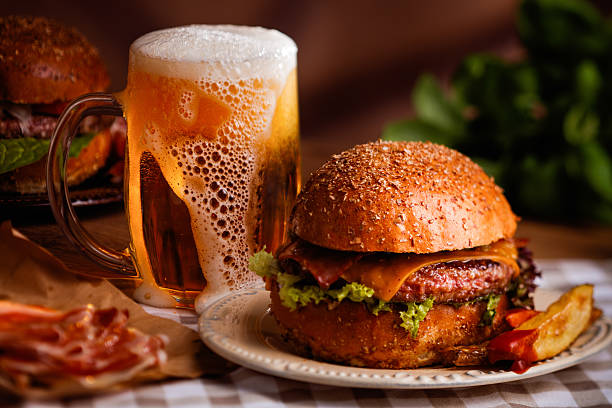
[6,259,612,408]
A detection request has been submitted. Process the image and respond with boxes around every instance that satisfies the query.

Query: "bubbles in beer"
[178,91,194,121]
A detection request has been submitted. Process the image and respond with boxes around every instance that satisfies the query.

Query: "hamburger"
[250,141,539,369]
[0,15,113,194]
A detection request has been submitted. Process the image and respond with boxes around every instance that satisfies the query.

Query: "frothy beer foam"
[131,25,297,83]
[126,26,297,310]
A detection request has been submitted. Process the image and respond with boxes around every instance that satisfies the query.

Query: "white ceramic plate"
[198,288,612,389]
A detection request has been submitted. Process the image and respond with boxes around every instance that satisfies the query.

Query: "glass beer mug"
[47,25,300,310]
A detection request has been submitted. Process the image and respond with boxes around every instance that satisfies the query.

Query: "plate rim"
[198,288,612,389]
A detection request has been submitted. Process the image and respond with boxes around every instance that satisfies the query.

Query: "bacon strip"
[277,239,363,289]
[0,301,167,391]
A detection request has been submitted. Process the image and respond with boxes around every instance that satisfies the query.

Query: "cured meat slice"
[277,238,363,288]
[0,301,167,394]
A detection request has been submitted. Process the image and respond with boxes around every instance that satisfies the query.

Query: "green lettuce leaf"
[277,278,374,311]
[0,138,49,175]
[249,251,376,309]
[327,282,375,302]
[367,298,392,316]
[280,282,325,311]
[249,249,281,278]
[451,292,504,325]
[399,297,434,338]
[0,133,97,175]
[481,294,502,326]
[68,132,96,158]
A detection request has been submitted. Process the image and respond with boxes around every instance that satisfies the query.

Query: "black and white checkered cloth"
[6,259,612,408]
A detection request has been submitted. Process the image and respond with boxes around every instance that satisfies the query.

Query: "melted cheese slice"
[341,240,519,302]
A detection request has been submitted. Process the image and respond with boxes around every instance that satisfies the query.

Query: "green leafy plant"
[382,0,612,223]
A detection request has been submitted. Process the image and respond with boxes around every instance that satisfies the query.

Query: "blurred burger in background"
[0,15,121,194]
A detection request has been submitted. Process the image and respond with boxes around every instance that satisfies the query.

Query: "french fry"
[489,284,594,371]
[520,284,593,360]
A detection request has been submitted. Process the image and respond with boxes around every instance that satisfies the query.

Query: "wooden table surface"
[4,139,612,274]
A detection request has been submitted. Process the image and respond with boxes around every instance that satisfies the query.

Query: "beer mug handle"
[47,93,138,279]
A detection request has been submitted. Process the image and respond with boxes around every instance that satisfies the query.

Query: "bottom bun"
[0,130,112,194]
[270,282,510,369]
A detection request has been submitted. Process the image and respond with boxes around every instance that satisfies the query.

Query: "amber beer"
[120,26,299,309]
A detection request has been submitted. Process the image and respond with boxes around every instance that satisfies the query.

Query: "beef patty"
[392,260,516,303]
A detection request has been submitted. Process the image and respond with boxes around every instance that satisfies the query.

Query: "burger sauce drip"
[510,359,531,374]
[487,329,537,374]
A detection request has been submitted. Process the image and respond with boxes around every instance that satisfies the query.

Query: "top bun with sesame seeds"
[291,141,517,253]
[0,15,109,104]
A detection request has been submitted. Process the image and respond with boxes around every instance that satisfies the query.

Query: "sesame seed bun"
[0,15,109,104]
[291,141,517,253]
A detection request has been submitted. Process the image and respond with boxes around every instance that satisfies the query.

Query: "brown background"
[1,0,520,175]
[2,1,612,260]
